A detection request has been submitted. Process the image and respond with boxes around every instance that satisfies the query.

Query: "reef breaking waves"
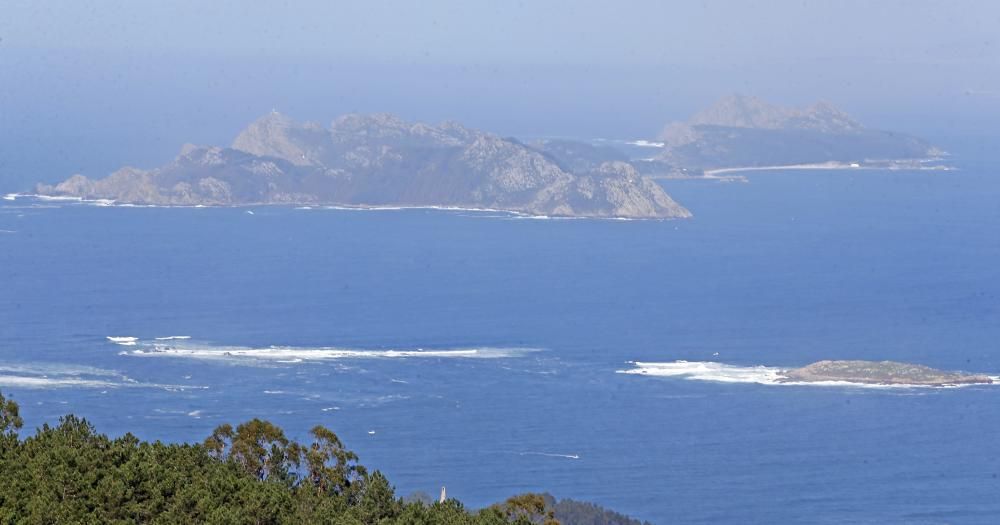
[111,337,538,363]
[0,363,201,391]
[618,361,1000,389]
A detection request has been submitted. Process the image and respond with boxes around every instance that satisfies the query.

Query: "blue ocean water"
[1,163,999,523]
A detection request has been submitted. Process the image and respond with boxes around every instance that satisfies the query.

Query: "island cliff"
[36,112,691,220]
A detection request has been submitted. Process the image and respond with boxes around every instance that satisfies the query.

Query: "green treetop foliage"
[0,390,650,524]
[0,390,567,525]
[493,494,560,525]
[0,390,22,437]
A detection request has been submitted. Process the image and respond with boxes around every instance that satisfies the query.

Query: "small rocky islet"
[780,360,994,386]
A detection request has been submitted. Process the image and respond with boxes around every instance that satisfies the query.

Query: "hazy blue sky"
[4,0,999,66]
[2,1,998,188]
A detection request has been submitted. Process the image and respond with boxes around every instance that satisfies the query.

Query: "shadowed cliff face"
[37,113,691,219]
[657,95,940,169]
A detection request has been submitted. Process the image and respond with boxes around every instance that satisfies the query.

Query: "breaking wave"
[618,361,999,389]
[624,140,665,148]
[322,204,520,215]
[620,361,784,384]
[8,194,116,206]
[0,363,200,390]
[4,195,206,209]
[113,337,538,364]
[0,374,122,389]
[3,195,641,222]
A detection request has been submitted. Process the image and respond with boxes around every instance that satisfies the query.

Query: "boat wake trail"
[518,451,581,460]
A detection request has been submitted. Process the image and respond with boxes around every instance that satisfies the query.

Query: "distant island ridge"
[643,94,946,179]
[36,112,690,219]
[34,95,944,217]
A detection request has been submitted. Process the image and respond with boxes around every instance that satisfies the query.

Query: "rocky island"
[781,360,993,386]
[644,95,945,176]
[35,112,691,219]
[32,98,947,212]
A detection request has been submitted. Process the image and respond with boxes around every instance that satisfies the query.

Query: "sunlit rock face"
[39,113,690,219]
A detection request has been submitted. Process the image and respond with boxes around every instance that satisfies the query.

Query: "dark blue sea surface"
[1,164,999,523]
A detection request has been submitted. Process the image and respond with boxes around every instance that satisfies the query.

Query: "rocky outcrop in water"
[781,360,993,386]
[37,112,690,219]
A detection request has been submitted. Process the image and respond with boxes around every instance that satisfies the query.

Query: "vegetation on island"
[0,390,639,525]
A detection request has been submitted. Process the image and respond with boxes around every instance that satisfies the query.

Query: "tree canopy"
[0,390,562,525]
[0,390,653,524]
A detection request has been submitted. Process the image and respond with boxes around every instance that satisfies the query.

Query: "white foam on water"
[152,408,188,415]
[506,214,640,222]
[2,194,17,201]
[14,195,525,218]
[12,195,217,209]
[107,336,139,345]
[0,375,120,389]
[625,139,666,148]
[9,194,646,222]
[618,361,997,389]
[0,362,201,391]
[33,194,83,202]
[322,204,522,216]
[509,215,553,220]
[620,360,784,385]
[154,336,191,341]
[0,363,122,379]
[118,338,539,364]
